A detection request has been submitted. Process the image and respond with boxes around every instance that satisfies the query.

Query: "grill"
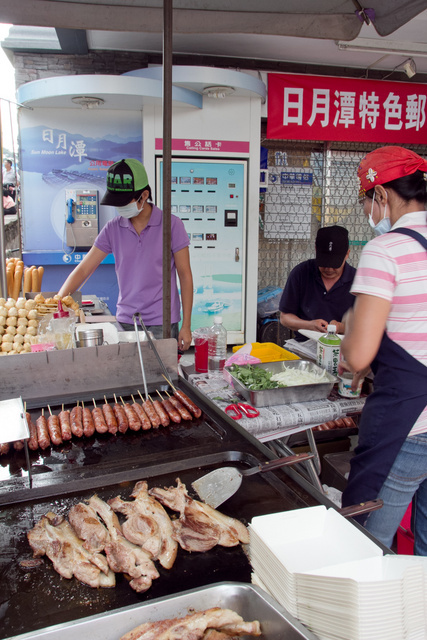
[0,340,321,639]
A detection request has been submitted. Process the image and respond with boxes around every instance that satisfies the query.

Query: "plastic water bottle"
[317,324,341,376]
[208,316,227,374]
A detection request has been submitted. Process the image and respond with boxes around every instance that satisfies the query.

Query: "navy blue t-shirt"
[279,259,356,341]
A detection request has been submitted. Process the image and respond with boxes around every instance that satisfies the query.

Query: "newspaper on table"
[188,371,365,443]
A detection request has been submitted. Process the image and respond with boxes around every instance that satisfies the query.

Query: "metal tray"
[225,360,337,407]
[10,582,319,640]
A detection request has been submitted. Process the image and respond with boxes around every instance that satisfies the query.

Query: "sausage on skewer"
[70,404,84,438]
[130,395,152,430]
[82,402,96,437]
[102,396,118,435]
[162,374,202,418]
[47,406,63,446]
[150,391,170,427]
[120,397,142,432]
[26,411,39,450]
[173,389,202,419]
[92,399,108,434]
[163,398,182,424]
[113,394,129,433]
[137,391,161,428]
[156,390,181,424]
[36,409,51,449]
[58,405,72,441]
[166,392,192,422]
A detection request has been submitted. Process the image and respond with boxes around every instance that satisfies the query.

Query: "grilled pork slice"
[120,607,261,640]
[27,512,115,588]
[69,502,110,553]
[108,480,178,570]
[149,479,249,552]
[89,495,159,593]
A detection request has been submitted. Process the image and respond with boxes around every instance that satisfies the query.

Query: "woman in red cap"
[341,146,427,555]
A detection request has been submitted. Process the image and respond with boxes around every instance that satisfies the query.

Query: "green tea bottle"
[316,324,341,376]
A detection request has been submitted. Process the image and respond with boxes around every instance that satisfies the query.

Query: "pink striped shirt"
[352,211,427,435]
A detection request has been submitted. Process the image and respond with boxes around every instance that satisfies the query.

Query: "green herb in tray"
[230,364,280,390]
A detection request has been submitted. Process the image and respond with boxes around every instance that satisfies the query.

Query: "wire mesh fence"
[258,140,427,293]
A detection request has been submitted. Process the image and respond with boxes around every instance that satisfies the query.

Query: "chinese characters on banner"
[267,73,427,143]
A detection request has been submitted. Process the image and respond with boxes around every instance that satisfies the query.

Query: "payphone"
[65,189,99,249]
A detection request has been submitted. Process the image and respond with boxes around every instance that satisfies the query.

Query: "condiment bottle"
[316,324,341,376]
[208,316,227,374]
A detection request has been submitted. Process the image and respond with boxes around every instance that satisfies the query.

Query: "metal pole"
[162,0,173,339]
[0,104,8,298]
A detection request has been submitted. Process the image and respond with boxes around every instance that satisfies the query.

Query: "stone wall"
[13,50,151,88]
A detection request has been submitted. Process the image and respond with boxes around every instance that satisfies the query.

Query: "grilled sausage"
[36,415,51,449]
[0,443,10,455]
[82,407,96,437]
[168,395,192,421]
[343,416,356,428]
[162,398,181,424]
[131,402,152,430]
[13,440,25,451]
[70,406,84,438]
[152,399,170,427]
[26,412,39,450]
[123,403,142,431]
[142,399,161,428]
[92,407,108,434]
[47,414,62,446]
[102,403,118,435]
[58,410,72,441]
[173,389,202,418]
[113,403,129,433]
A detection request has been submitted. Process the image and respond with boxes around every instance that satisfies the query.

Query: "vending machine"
[157,158,247,344]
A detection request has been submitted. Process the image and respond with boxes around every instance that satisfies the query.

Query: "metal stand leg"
[267,428,324,494]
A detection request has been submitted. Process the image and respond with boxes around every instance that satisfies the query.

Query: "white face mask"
[117,198,142,219]
[368,193,391,236]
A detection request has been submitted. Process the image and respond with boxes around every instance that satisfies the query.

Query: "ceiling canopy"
[1,0,427,41]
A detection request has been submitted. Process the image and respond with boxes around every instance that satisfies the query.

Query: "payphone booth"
[16,67,265,343]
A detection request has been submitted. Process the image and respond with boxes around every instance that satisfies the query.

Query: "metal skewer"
[133,313,149,400]
[133,312,173,386]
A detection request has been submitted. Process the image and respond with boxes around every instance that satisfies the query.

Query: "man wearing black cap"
[279,226,356,341]
[58,158,193,350]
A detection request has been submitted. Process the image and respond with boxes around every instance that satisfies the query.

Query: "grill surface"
[0,378,320,639]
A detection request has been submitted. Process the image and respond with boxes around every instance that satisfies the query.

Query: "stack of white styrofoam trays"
[249,506,427,640]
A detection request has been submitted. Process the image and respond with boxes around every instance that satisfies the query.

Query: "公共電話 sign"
[267,73,427,144]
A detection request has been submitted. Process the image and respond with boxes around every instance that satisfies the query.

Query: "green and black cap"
[101,158,149,206]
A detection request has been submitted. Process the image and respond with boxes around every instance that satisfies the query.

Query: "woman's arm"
[174,246,193,350]
[58,246,108,297]
[341,293,391,371]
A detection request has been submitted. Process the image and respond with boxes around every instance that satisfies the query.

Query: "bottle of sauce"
[316,324,341,376]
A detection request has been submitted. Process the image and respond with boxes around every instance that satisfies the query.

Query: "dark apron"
[342,228,427,513]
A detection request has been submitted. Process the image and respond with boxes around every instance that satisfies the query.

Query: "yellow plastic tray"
[232,342,300,362]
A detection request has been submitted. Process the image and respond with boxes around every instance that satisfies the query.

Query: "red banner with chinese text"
[267,73,427,144]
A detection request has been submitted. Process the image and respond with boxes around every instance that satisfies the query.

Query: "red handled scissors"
[225,403,260,420]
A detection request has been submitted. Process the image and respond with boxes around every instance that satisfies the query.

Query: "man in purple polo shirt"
[58,159,193,350]
[279,226,356,342]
